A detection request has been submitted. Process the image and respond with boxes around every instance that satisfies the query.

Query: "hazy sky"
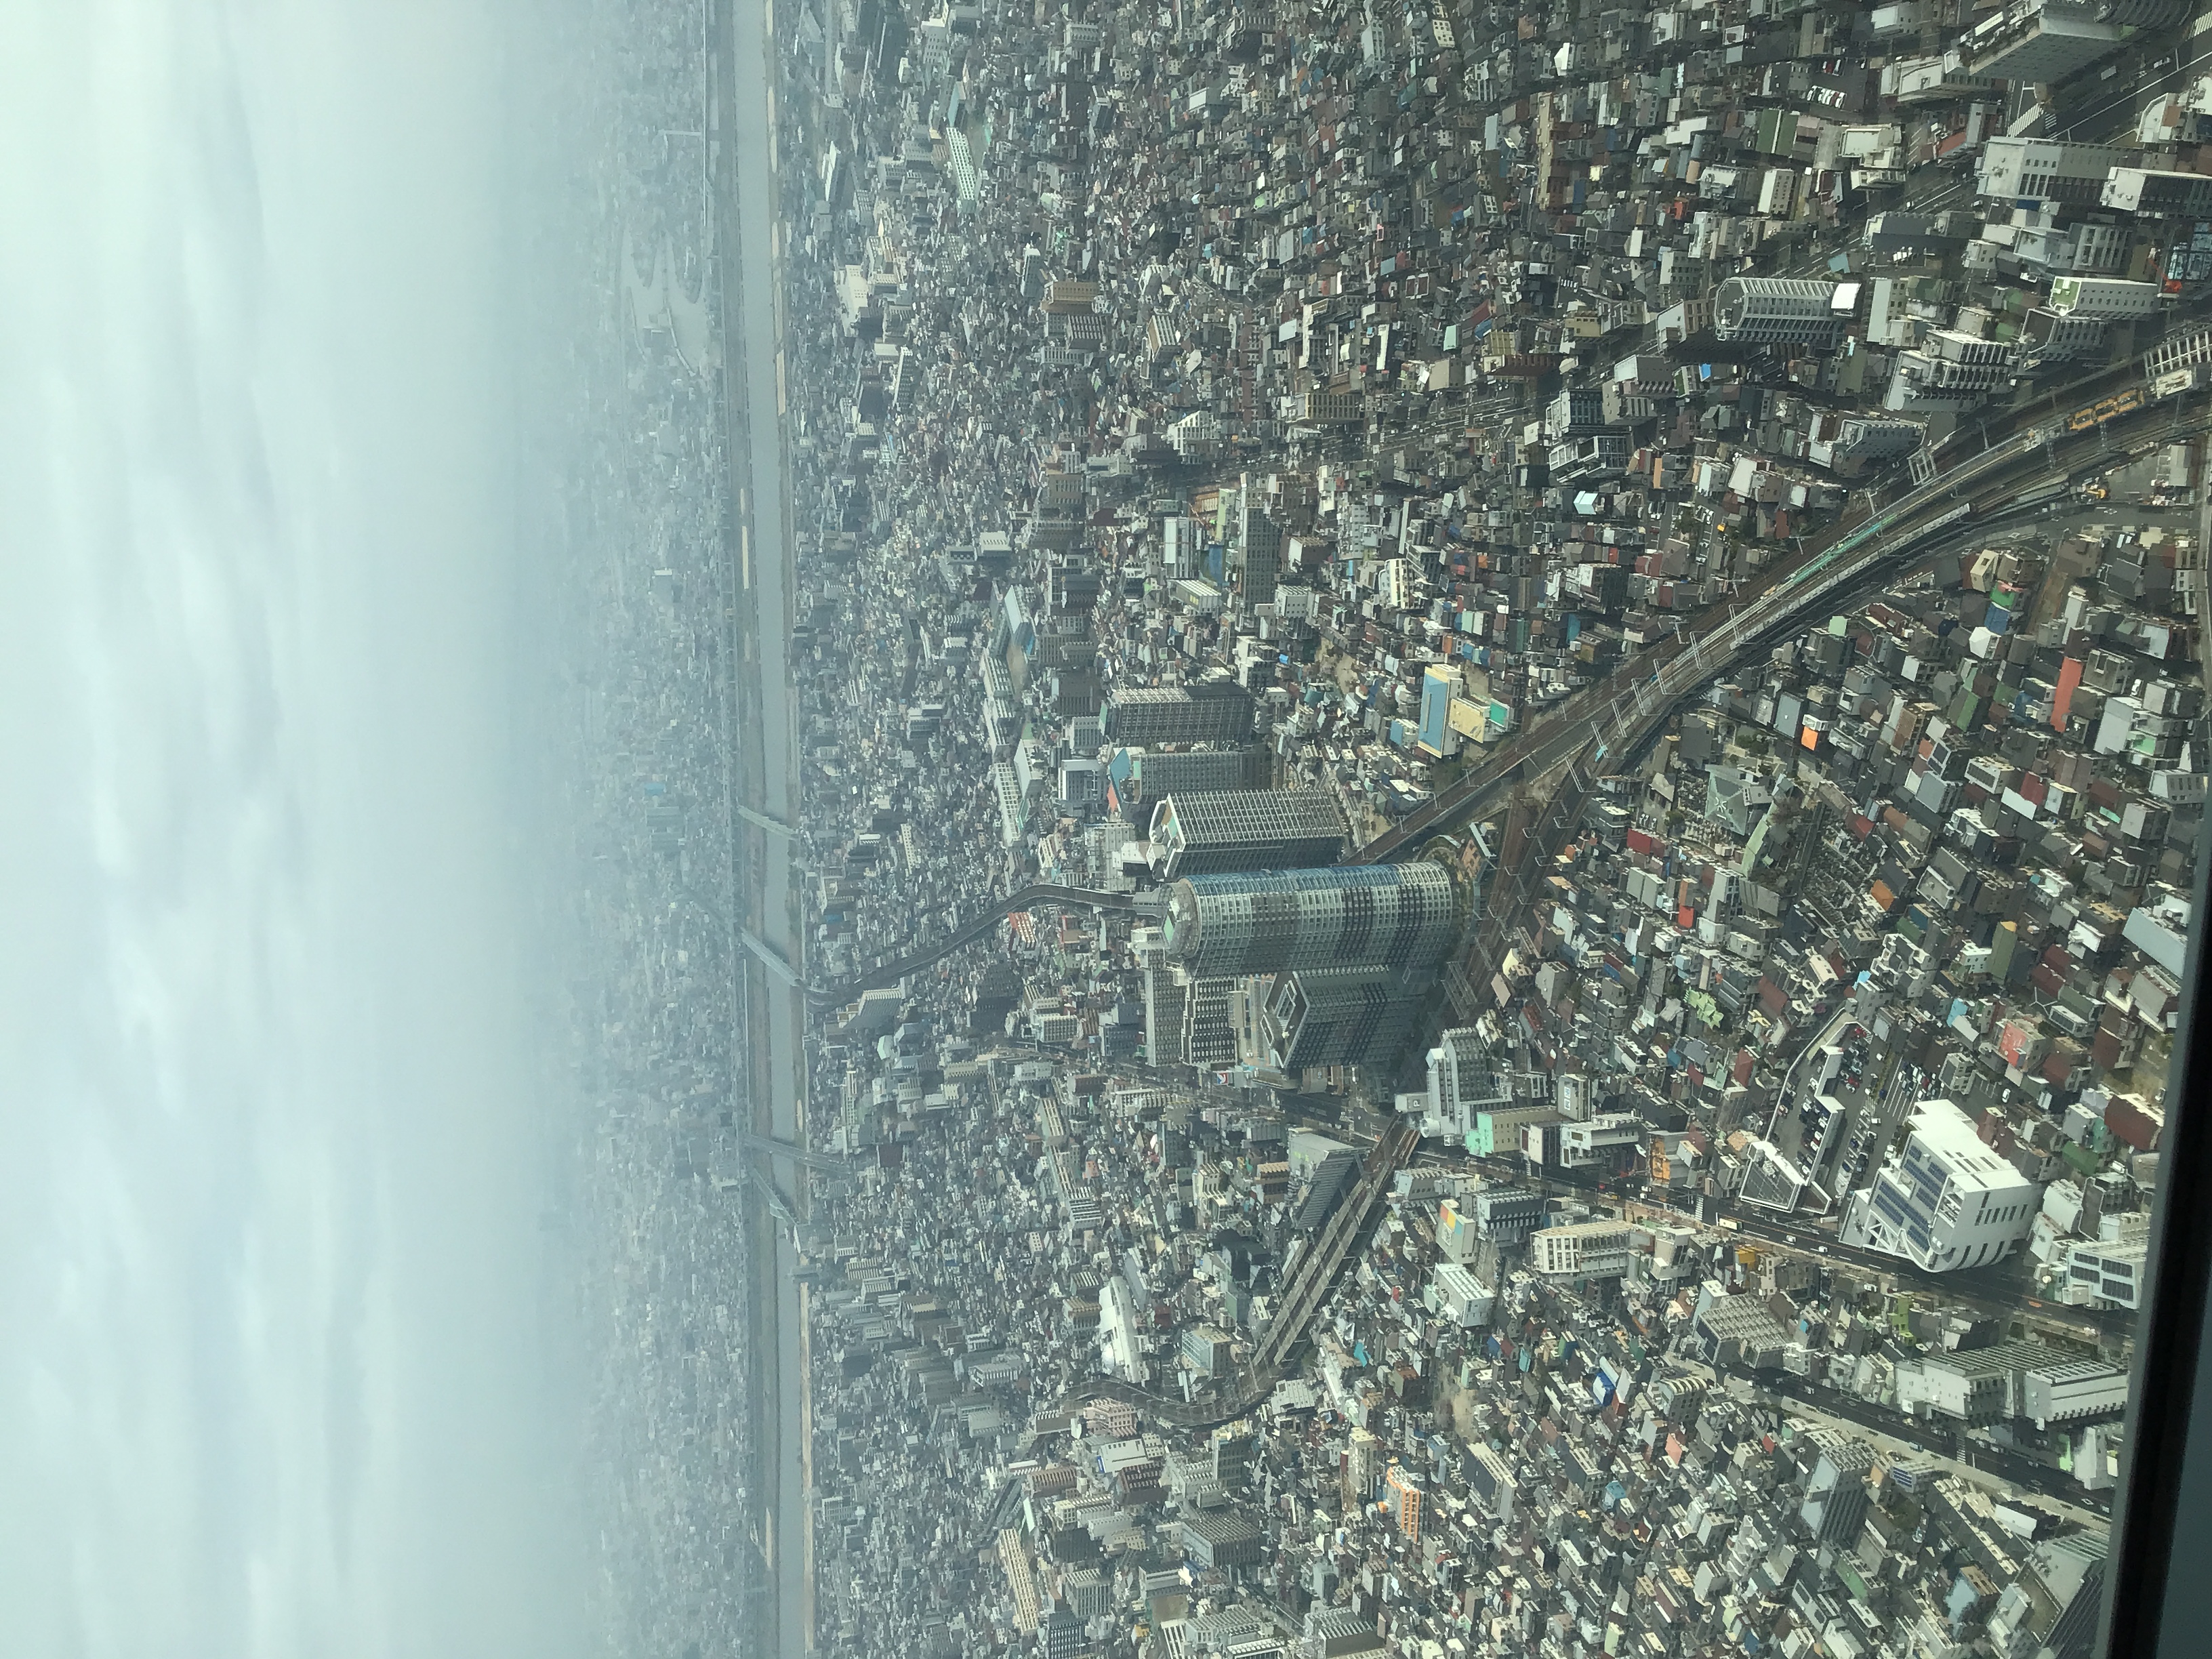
[0,4,590,1654]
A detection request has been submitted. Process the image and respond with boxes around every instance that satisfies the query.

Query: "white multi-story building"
[2047,276,2163,319]
[2064,1221,2150,1309]
[1841,1097,2041,1270]
[1975,138,2130,207]
[1713,277,1849,346]
[1896,1340,2128,1431]
[1885,331,2018,408]
[2009,216,2131,276]
[1556,1113,1646,1169]
[2022,1357,2131,1430]
[1529,1220,1633,1279]
[1168,409,1224,459]
[1963,5,2125,83]
[1430,1262,1495,1328]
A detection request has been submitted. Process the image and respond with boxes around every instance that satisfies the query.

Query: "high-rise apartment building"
[1713,277,1849,346]
[1384,1463,1424,1541]
[1105,743,1268,809]
[1797,1431,1875,1544]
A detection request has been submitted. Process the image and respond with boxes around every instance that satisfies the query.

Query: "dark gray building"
[1797,1432,1875,1544]
[1471,1186,1547,1246]
[1149,788,1347,878]
[1247,966,1422,1075]
[1181,1511,1265,1570]
[1106,684,1256,745]
[1292,1149,1361,1231]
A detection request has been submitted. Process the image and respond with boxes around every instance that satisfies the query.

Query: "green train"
[1779,499,1971,593]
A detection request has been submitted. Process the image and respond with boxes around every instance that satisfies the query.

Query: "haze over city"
[1,4,593,1654]
[5,0,2210,1656]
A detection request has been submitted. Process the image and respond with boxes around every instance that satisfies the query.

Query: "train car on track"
[2065,385,2147,432]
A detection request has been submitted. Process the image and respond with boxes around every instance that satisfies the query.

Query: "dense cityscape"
[550,0,2212,1656]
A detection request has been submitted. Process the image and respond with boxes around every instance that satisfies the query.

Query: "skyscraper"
[1797,1431,1875,1544]
[1106,683,1256,745]
[1161,863,1465,978]
[1149,788,1348,878]
[1103,743,1269,811]
[1235,483,1283,602]
[1240,966,1423,1074]
[1383,1462,1423,1541]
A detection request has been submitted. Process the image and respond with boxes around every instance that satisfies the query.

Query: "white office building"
[2065,1231,2149,1309]
[2022,1357,2131,1429]
[1555,1113,1646,1169]
[1841,1098,2041,1271]
[1430,1262,1495,1328]
[1529,1220,1634,1280]
[1962,5,2125,83]
[2047,276,2163,319]
[1975,138,2130,207]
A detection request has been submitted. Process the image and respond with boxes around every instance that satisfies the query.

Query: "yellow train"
[2066,386,2145,432]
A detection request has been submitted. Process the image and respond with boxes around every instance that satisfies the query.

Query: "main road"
[711,1,812,1655]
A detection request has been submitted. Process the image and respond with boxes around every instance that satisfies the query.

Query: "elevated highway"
[710,0,811,1648]
[808,885,1136,1008]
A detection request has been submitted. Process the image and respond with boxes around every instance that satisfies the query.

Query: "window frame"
[2097,811,2212,1658]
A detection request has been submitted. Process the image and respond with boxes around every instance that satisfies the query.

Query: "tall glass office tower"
[1162,863,1465,979]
